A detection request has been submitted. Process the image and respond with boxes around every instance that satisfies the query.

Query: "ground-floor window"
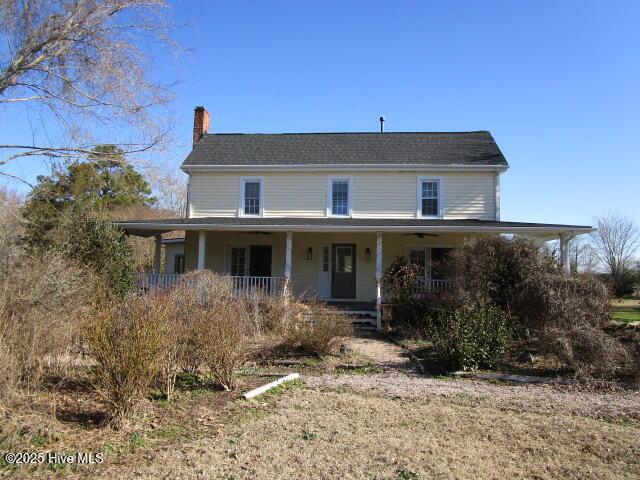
[408,247,453,281]
[174,254,185,274]
[230,247,247,276]
[228,245,273,277]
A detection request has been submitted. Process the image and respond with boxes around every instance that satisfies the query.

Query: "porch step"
[341,310,378,328]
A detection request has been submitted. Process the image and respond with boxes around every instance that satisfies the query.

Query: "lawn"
[5,337,639,480]
[612,306,640,324]
[25,379,638,480]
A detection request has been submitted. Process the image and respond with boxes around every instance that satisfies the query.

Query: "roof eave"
[116,221,591,236]
[180,163,509,173]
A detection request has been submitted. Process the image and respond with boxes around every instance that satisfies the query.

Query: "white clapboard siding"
[189,171,497,220]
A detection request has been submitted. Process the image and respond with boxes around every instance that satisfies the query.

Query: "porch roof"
[116,216,592,238]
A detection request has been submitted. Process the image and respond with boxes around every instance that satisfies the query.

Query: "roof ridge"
[203,131,491,136]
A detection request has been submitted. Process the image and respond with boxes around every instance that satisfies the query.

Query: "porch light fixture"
[307,247,313,261]
[365,248,371,261]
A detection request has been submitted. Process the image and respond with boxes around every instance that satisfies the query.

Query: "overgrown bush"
[59,213,136,297]
[0,252,96,398]
[166,271,250,390]
[86,293,172,429]
[283,303,352,356]
[199,304,249,390]
[446,237,611,335]
[541,326,631,380]
[381,257,433,333]
[431,303,512,371]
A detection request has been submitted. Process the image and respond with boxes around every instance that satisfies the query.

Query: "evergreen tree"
[23,145,154,247]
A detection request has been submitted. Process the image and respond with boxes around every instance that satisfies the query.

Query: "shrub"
[0,252,96,397]
[614,269,637,297]
[170,270,235,309]
[166,271,251,389]
[431,303,512,371]
[244,288,290,335]
[86,293,172,429]
[199,304,249,390]
[166,271,238,376]
[59,213,136,297]
[283,303,353,356]
[381,257,434,333]
[445,237,611,335]
[541,326,631,380]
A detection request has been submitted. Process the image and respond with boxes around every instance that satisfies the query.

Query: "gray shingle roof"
[181,131,508,167]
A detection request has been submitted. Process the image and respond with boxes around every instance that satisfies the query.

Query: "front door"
[249,245,272,277]
[331,244,356,299]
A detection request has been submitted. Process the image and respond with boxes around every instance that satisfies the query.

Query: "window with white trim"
[418,178,440,217]
[230,247,247,276]
[328,177,351,216]
[240,178,263,216]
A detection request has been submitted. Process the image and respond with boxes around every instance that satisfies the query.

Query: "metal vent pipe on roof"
[379,116,385,133]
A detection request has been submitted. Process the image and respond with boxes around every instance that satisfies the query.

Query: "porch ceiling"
[115,216,592,238]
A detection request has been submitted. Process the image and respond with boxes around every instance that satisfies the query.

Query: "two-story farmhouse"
[119,107,591,328]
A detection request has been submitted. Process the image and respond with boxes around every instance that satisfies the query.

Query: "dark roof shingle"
[182,131,508,167]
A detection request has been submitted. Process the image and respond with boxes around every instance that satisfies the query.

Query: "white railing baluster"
[137,273,285,297]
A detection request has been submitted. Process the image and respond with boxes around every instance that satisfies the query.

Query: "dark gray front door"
[331,244,356,299]
[249,245,272,277]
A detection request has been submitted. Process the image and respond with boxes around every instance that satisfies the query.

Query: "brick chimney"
[193,106,211,145]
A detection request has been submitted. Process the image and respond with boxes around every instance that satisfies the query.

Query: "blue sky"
[3,0,639,226]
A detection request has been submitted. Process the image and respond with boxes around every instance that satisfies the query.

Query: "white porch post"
[153,234,162,274]
[197,230,206,270]
[284,232,293,297]
[375,232,383,330]
[559,233,570,274]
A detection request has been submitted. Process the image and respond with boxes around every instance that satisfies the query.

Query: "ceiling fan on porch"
[404,233,439,238]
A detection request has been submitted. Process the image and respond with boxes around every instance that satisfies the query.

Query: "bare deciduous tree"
[141,161,187,216]
[590,211,640,285]
[568,235,599,274]
[0,0,179,173]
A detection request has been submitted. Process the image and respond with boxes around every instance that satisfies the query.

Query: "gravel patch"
[310,334,640,424]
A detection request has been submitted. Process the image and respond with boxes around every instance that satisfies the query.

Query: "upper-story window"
[239,177,264,217]
[327,176,352,217]
[417,177,442,218]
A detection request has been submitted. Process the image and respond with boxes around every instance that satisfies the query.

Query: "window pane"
[231,247,246,276]
[335,246,353,273]
[430,248,452,280]
[422,198,438,216]
[421,180,439,216]
[244,181,260,215]
[332,180,349,215]
[322,246,329,272]
[422,181,438,198]
[409,249,426,277]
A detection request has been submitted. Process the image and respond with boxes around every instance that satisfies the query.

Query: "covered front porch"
[118,217,592,329]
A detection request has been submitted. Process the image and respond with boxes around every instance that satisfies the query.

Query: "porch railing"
[411,278,454,295]
[230,276,285,296]
[137,273,183,291]
[136,273,285,296]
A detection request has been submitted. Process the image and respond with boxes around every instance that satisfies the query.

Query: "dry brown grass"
[3,331,639,479]
[21,379,636,480]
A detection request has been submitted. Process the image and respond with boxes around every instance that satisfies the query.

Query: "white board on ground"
[243,373,300,400]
